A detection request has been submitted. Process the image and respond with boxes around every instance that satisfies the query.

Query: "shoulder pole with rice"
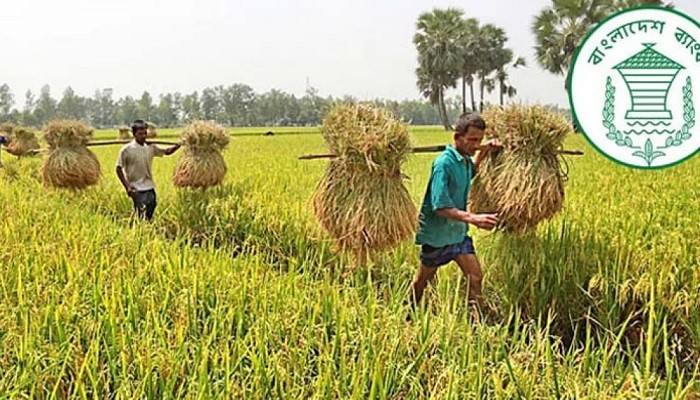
[40,120,102,190]
[297,144,583,160]
[311,103,418,270]
[84,139,183,147]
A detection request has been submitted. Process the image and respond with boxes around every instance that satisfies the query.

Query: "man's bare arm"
[116,166,135,196]
[163,143,181,155]
[435,207,499,230]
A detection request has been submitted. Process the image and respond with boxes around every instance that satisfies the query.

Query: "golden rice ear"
[469,104,573,234]
[173,150,227,189]
[40,147,101,190]
[312,103,417,268]
[172,120,230,189]
[39,119,101,190]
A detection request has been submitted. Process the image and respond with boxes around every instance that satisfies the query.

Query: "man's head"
[131,119,148,144]
[453,113,486,157]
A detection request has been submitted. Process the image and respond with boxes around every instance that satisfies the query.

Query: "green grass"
[1,126,698,398]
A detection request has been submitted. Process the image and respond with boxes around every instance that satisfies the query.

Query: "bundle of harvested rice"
[468,104,572,234]
[311,103,417,266]
[40,120,101,189]
[0,123,40,156]
[117,126,131,140]
[146,122,157,138]
[173,120,229,188]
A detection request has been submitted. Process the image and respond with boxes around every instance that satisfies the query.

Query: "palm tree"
[413,8,464,130]
[496,55,527,106]
[473,24,509,112]
[458,18,481,113]
[416,65,452,130]
[532,0,673,91]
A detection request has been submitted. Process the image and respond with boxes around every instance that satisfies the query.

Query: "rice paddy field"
[1,125,699,398]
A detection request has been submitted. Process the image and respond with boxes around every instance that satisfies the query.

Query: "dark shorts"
[132,189,157,220]
[419,236,475,268]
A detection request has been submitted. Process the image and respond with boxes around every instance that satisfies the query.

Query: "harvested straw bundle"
[312,103,417,266]
[146,122,157,138]
[40,120,101,189]
[468,105,572,234]
[0,123,40,156]
[117,126,131,140]
[173,120,229,188]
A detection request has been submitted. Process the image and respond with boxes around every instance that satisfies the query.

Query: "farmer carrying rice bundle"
[407,112,501,317]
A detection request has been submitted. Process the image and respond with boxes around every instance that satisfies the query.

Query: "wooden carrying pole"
[84,139,181,147]
[20,140,181,155]
[298,144,584,160]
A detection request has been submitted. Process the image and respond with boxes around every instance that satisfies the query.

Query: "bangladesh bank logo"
[569,6,700,168]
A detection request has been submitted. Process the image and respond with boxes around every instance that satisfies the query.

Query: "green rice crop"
[0,126,698,398]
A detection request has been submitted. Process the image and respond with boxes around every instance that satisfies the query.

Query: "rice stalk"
[173,120,230,188]
[40,119,101,189]
[312,103,417,266]
[173,150,227,188]
[469,105,572,234]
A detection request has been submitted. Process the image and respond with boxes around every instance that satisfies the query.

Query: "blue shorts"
[419,236,475,268]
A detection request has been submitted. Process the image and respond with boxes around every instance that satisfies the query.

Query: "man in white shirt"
[116,119,181,220]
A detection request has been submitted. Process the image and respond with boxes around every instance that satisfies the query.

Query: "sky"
[1,0,698,109]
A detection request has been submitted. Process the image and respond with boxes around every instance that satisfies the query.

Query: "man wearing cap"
[116,119,181,221]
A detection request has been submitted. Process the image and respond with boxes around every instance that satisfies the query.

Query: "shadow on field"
[161,181,343,277]
[481,220,699,376]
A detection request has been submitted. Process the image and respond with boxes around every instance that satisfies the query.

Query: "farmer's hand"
[475,140,503,172]
[466,213,499,230]
[126,186,137,198]
[482,139,503,155]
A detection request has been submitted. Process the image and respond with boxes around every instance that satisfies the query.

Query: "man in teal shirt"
[408,112,500,315]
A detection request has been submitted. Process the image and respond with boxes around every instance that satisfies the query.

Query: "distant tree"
[496,55,527,106]
[473,24,509,112]
[181,91,202,122]
[458,18,481,113]
[0,84,14,120]
[413,8,464,130]
[138,91,154,121]
[218,84,256,126]
[33,84,57,125]
[172,92,183,124]
[200,88,221,121]
[156,93,178,127]
[94,88,118,128]
[118,96,139,125]
[22,90,36,126]
[57,87,87,120]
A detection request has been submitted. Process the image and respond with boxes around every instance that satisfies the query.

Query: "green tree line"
[0,83,474,129]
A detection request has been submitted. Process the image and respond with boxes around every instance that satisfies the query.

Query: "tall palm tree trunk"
[479,79,485,113]
[468,77,477,112]
[461,76,467,113]
[499,78,505,106]
[438,89,452,131]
